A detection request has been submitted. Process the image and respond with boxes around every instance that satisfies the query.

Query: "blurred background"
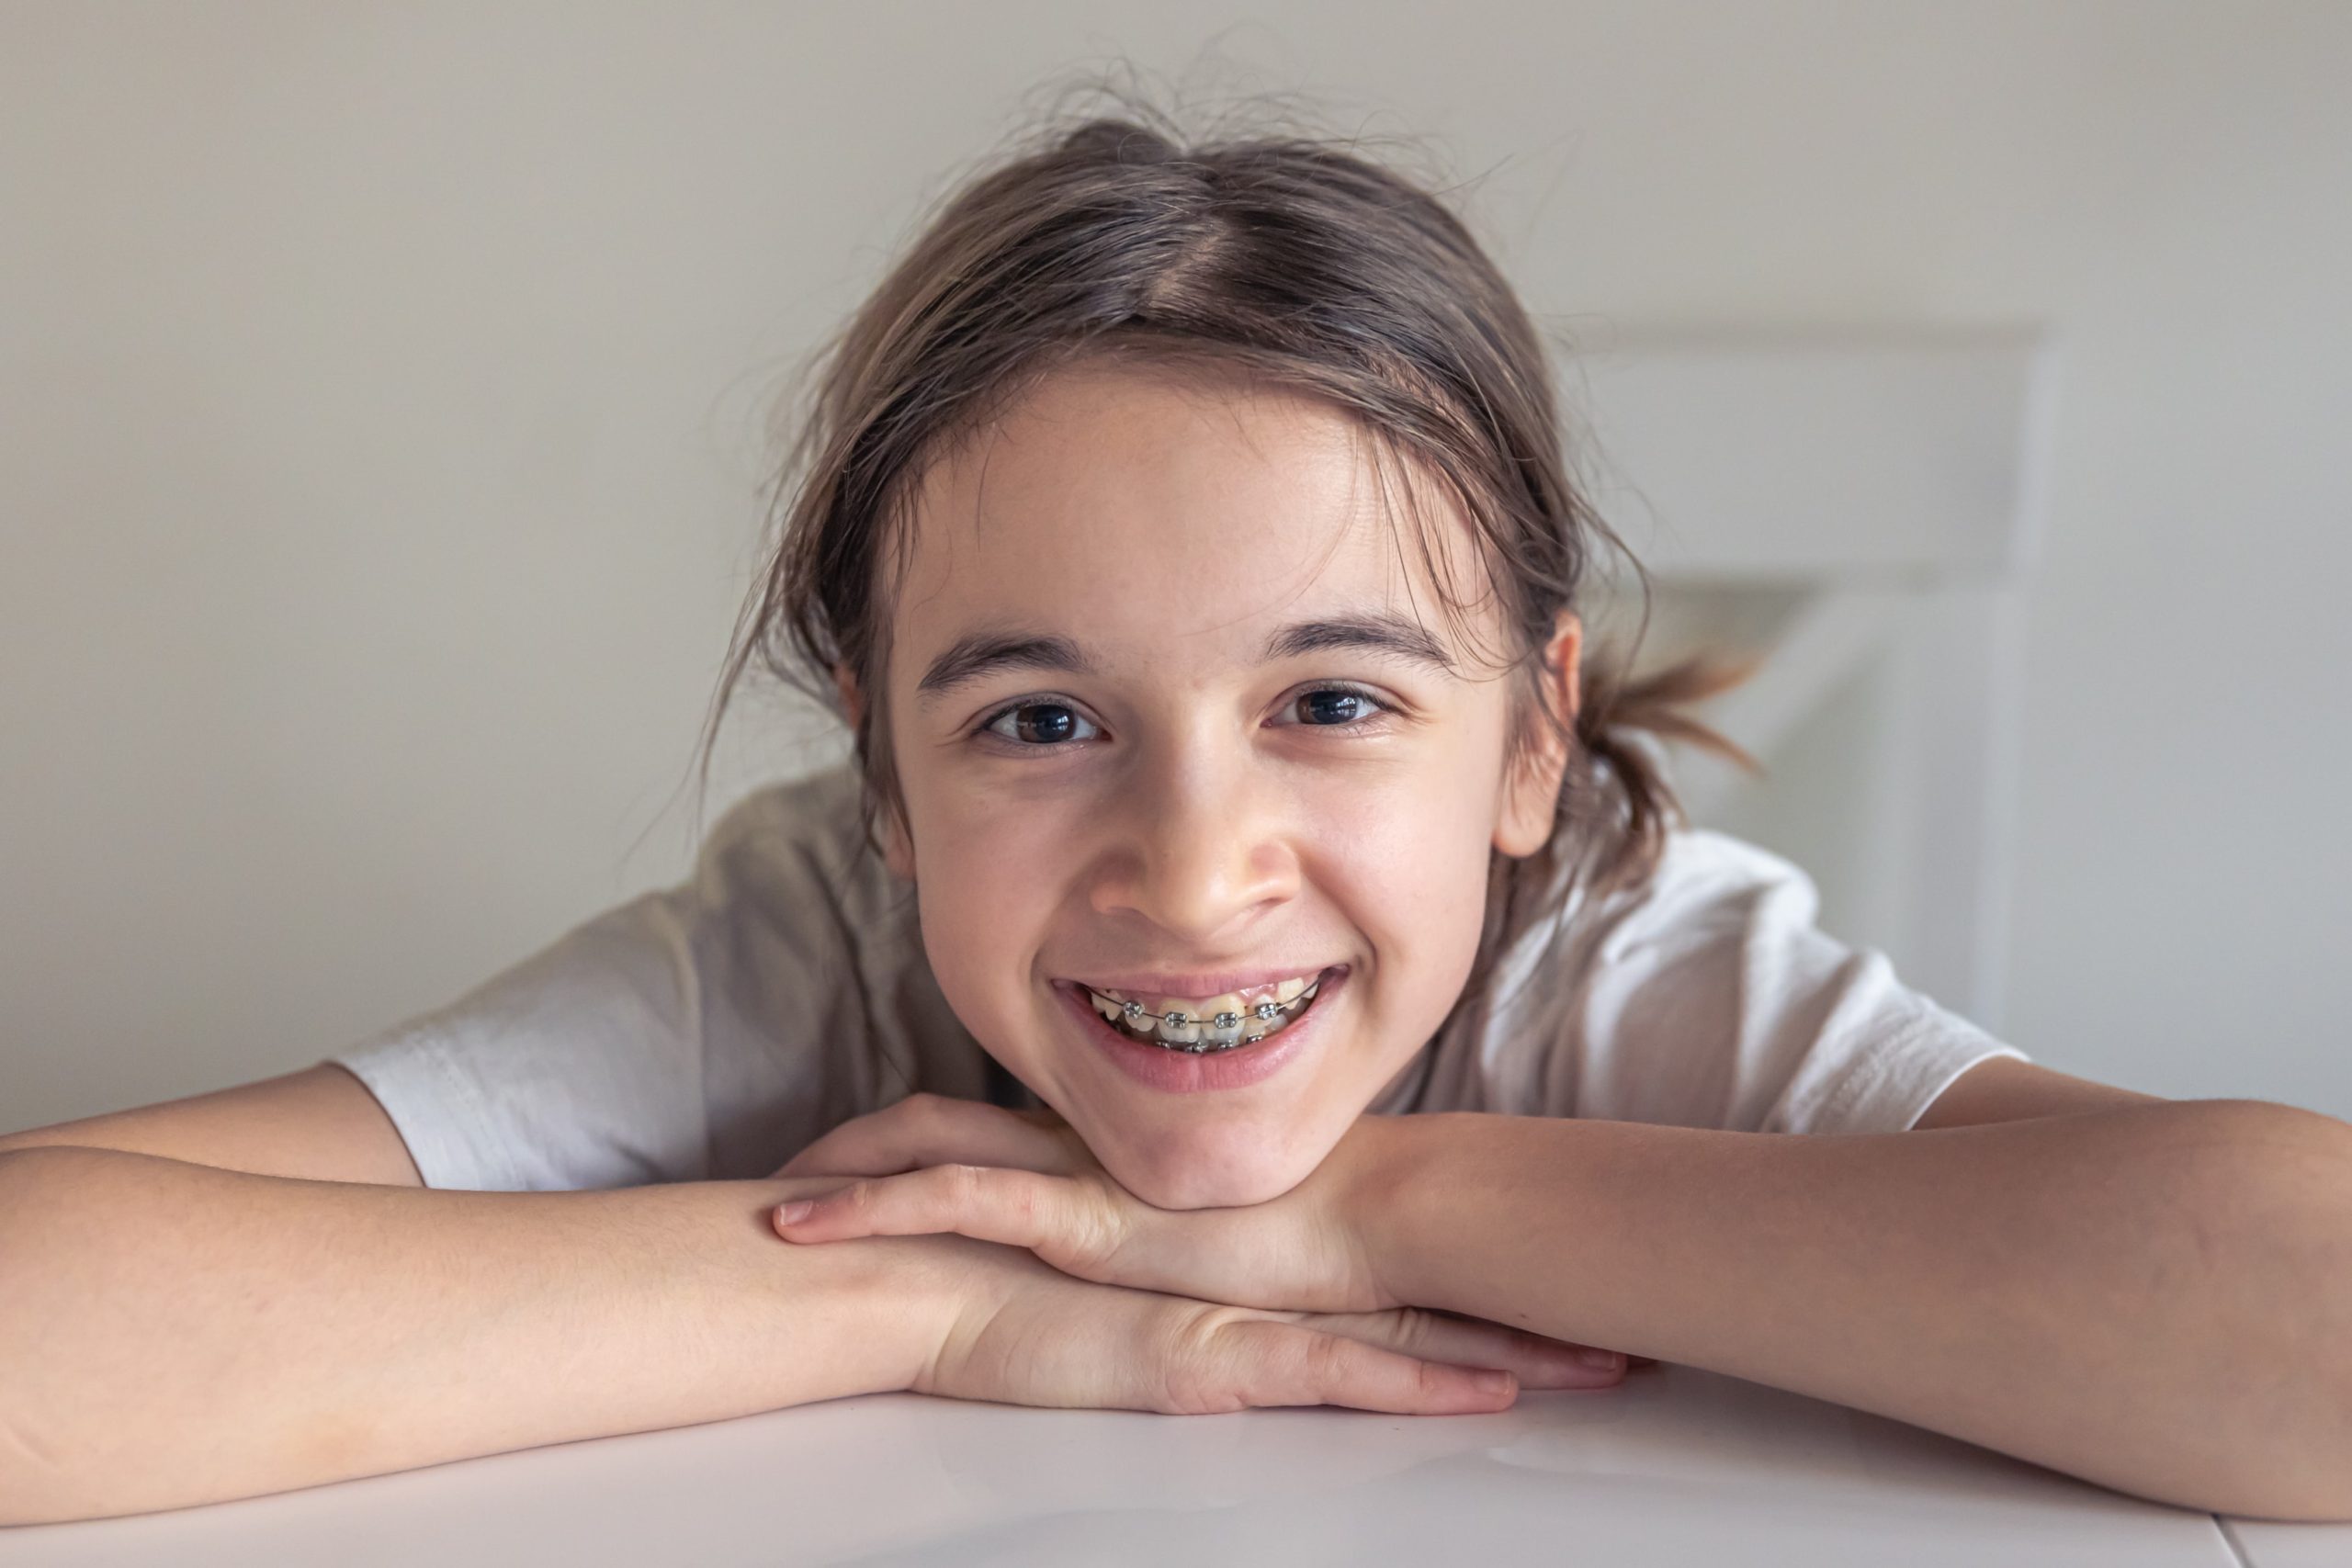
[4,2,2346,1133]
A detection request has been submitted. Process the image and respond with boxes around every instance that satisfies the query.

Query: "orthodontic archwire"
[1083,979,1321,1033]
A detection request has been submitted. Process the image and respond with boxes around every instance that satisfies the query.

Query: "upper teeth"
[1081,974,1324,1051]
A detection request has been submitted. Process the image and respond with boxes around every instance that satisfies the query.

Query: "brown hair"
[694,85,1763,1026]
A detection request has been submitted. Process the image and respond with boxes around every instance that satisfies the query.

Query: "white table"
[2226,1516,2352,1568]
[10,1362,2331,1565]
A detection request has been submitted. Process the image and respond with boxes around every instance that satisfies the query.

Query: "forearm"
[1374,1101,2352,1519]
[0,1146,947,1526]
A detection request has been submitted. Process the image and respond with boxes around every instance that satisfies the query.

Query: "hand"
[905,1232,1632,1416]
[769,1091,1386,1311]
[767,1094,1652,1371]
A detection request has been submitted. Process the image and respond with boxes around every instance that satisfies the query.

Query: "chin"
[1100,1136,1321,1211]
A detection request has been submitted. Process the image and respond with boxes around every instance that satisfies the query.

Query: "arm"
[756,1077,2352,1516]
[1370,1099,2352,1520]
[0,1145,938,1526]
[0,1144,1598,1527]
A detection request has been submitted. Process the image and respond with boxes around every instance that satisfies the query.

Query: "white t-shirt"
[330,759,2028,1190]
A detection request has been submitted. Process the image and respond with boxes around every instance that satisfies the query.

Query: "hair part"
[692,80,1764,1032]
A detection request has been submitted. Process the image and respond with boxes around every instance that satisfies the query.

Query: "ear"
[832,662,918,882]
[831,661,865,730]
[1493,609,1581,859]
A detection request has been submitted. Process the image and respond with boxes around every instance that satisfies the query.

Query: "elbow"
[2199,1448,2352,1524]
[2185,1102,2352,1521]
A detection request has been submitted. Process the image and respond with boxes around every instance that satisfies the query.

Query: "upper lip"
[1063,964,1342,998]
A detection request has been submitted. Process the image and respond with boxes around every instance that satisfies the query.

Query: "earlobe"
[1493,739,1565,858]
[880,805,916,881]
[832,662,864,731]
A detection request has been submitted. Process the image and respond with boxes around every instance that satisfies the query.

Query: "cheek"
[1319,774,1495,983]
[907,802,1065,1025]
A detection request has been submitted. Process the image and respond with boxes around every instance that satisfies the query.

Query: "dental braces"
[1083,979,1321,1053]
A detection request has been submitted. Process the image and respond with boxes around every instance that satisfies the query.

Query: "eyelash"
[973,684,1397,750]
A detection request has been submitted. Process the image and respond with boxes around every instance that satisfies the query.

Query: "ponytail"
[1566,646,1766,901]
[1446,640,1768,1039]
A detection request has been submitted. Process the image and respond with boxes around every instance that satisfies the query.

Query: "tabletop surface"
[3,1364,2340,1565]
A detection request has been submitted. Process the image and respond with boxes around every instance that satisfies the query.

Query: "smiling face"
[846,355,1579,1208]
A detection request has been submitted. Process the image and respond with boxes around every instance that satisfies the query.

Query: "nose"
[1090,742,1296,943]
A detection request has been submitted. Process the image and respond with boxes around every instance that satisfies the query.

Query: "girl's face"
[851,358,1578,1208]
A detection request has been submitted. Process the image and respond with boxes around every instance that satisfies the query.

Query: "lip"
[1056,964,1347,1094]
[1066,964,1346,999]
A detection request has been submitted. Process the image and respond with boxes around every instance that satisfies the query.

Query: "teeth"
[1155,1010,1201,1046]
[1082,973,1326,1052]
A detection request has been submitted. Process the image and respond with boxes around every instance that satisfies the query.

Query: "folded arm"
[0,1147,939,1525]
[1368,1094,2352,1520]
[0,1140,1624,1526]
[769,1066,2352,1519]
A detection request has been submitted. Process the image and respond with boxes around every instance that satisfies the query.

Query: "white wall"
[5,1,2346,1131]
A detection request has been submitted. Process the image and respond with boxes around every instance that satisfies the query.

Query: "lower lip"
[1057,967,1346,1094]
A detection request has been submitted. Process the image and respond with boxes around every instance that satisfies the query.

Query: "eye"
[1273,684,1396,733]
[978,699,1101,748]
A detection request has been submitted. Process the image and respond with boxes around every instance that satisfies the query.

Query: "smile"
[1079,974,1328,1054]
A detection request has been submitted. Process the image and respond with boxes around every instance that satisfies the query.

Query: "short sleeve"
[326,761,962,1192]
[1546,829,2029,1135]
[329,887,707,1191]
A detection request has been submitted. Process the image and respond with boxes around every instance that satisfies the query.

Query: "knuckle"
[1155,1306,1250,1416]
[940,1162,987,1206]
[1299,1330,1350,1392]
[1388,1305,1436,1354]
[1067,1187,1125,1269]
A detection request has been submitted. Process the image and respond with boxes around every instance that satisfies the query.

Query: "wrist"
[751,1180,978,1396]
[786,1224,1016,1398]
[1353,1111,1467,1310]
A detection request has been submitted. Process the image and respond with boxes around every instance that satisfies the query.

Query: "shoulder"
[683,756,983,1165]
[1558,825,1866,1038]
[1456,825,2018,1134]
[1419,826,1819,1105]
[1593,827,1822,953]
[689,754,906,936]
[695,752,871,874]
[1516,826,1822,991]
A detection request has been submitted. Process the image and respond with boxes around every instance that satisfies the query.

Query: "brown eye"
[1283,686,1393,728]
[1297,690,1372,725]
[982,702,1098,746]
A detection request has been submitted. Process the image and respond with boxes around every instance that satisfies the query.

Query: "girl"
[7,95,2348,1527]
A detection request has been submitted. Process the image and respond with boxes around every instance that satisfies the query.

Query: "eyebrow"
[913,611,1460,705]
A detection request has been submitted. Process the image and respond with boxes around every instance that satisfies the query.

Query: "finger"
[777,1092,1083,1179]
[1207,1317,1519,1416]
[1301,1307,1627,1390]
[773,1164,1131,1279]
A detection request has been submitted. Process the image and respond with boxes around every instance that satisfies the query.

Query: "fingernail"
[1574,1348,1623,1371]
[775,1201,814,1225]
[1476,1369,1515,1393]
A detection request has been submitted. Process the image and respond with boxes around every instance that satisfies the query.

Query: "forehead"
[888,359,1493,689]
